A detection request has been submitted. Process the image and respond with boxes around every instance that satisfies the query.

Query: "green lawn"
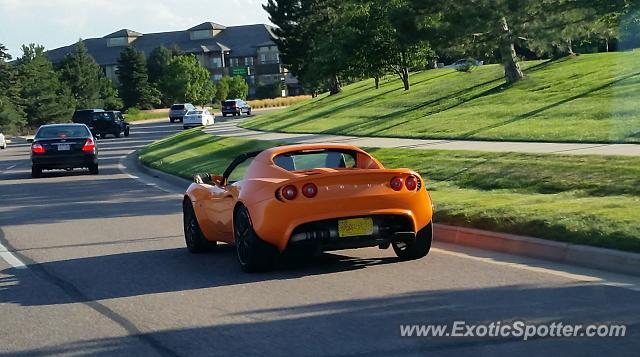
[139,130,640,252]
[242,51,640,143]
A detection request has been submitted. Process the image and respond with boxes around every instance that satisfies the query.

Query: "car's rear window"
[223,100,236,106]
[274,150,357,171]
[36,125,90,139]
[187,110,203,115]
[171,105,185,110]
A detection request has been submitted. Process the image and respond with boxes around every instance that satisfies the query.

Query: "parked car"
[183,143,433,272]
[93,111,130,138]
[221,99,251,117]
[183,109,215,129]
[444,58,484,69]
[169,103,196,123]
[0,132,6,149]
[72,109,105,133]
[29,123,99,178]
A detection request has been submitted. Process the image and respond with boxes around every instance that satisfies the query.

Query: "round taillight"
[302,183,318,198]
[405,175,417,190]
[390,176,403,191]
[282,185,298,200]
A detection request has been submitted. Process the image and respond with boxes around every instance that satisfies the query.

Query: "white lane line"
[432,247,640,291]
[0,242,27,269]
[6,165,16,170]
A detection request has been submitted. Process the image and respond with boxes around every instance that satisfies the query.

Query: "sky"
[0,0,272,59]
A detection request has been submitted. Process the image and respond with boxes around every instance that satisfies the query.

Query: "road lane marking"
[6,165,16,170]
[0,242,27,269]
[432,247,640,291]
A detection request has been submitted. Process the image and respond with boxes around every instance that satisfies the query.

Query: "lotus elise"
[183,144,434,272]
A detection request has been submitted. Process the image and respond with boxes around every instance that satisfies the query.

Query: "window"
[260,53,267,64]
[211,57,222,68]
[274,150,357,171]
[245,57,254,66]
[229,57,240,67]
[212,74,222,81]
[36,125,91,139]
[227,158,254,183]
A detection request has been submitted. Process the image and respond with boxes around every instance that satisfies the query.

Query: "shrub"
[247,96,312,110]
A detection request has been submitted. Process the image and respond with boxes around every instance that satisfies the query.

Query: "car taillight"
[405,175,418,190]
[390,176,403,191]
[82,138,96,152]
[282,185,298,200]
[302,183,318,198]
[31,142,45,154]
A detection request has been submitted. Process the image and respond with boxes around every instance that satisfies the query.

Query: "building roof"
[104,29,143,38]
[46,23,277,66]
[188,22,226,31]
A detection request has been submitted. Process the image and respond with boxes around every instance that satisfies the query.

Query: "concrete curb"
[434,224,640,277]
[119,151,191,193]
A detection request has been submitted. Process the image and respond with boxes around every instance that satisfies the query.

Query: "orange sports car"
[183,143,434,272]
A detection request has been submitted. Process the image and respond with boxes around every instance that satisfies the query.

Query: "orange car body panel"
[185,143,433,251]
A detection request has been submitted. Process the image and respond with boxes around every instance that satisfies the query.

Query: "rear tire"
[183,200,214,253]
[89,163,99,175]
[393,222,433,260]
[124,126,130,137]
[234,206,278,272]
[31,165,42,178]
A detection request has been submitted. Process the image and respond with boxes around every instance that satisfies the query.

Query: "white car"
[0,133,6,149]
[183,109,215,129]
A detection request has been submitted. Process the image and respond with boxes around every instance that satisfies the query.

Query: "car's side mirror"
[27,138,34,143]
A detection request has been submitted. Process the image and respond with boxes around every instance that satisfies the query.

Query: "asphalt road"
[1,116,639,356]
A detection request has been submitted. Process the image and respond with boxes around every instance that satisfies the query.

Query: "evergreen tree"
[412,0,629,84]
[99,76,123,110]
[0,43,26,132]
[16,44,74,127]
[116,46,160,109]
[147,46,173,85]
[160,55,216,106]
[58,40,103,108]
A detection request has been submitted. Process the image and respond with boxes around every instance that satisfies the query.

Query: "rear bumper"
[287,215,416,251]
[221,109,238,115]
[183,123,204,128]
[32,153,97,169]
[249,191,433,252]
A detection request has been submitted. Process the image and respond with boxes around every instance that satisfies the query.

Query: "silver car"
[169,103,196,123]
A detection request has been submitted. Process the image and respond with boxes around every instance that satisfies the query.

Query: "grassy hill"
[243,51,640,143]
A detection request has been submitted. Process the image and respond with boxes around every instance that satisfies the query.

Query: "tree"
[215,78,230,103]
[160,55,216,106]
[0,43,26,132]
[412,0,630,84]
[226,76,249,100]
[116,46,160,109]
[147,45,173,85]
[265,0,349,95]
[99,76,123,110]
[16,44,74,127]
[57,40,103,108]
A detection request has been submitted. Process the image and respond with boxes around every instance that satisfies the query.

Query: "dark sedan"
[30,124,99,178]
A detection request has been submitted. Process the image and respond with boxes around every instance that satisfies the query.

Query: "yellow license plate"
[338,218,374,238]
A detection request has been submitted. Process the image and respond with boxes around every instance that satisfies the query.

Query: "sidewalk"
[205,119,640,156]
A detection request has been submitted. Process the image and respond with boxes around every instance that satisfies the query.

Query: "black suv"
[72,109,104,132]
[72,109,130,138]
[94,111,130,138]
